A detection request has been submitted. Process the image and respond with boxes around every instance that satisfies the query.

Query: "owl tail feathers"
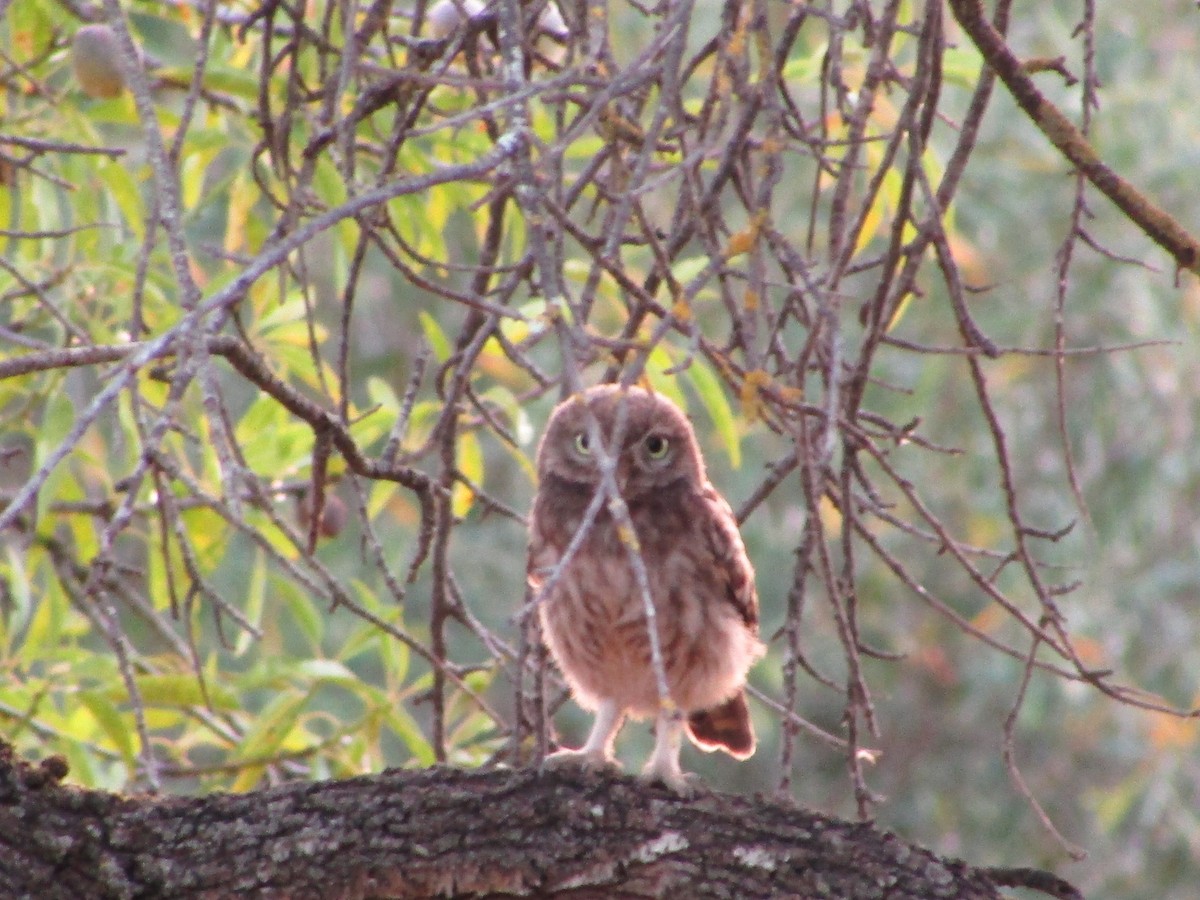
[686,691,755,760]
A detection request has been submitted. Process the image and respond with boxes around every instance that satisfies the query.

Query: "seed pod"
[72,25,127,99]
[425,0,484,40]
[535,2,569,42]
[297,491,348,539]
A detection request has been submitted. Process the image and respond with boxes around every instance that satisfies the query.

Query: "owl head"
[536,384,707,499]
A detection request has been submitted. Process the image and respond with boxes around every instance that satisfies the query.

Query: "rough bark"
[0,742,1079,899]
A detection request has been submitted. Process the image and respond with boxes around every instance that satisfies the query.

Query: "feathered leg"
[543,698,623,771]
[640,708,700,797]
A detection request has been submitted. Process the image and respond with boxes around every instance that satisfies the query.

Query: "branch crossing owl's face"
[535,385,707,501]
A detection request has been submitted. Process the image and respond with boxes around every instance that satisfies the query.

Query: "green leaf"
[280,578,324,650]
[312,155,350,220]
[380,631,411,688]
[36,388,75,463]
[365,479,397,522]
[942,44,984,89]
[448,708,501,761]
[60,739,100,790]
[78,690,136,764]
[256,296,309,334]
[97,159,146,241]
[564,134,606,160]
[235,551,267,657]
[401,401,441,453]
[384,703,435,766]
[22,575,67,656]
[781,40,827,84]
[115,673,239,710]
[295,658,358,685]
[687,356,742,469]
[346,411,388,458]
[418,310,452,363]
[230,691,309,791]
[234,392,311,475]
[156,64,261,100]
[366,377,401,417]
[642,345,689,410]
[478,385,534,447]
[669,255,710,287]
[339,622,381,666]
[1,544,33,650]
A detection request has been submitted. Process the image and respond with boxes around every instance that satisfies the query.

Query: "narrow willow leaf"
[688,356,742,469]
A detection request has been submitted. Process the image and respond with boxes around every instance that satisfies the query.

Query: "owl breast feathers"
[528,384,764,765]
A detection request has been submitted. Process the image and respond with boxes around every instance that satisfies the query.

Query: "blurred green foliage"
[0,2,1197,899]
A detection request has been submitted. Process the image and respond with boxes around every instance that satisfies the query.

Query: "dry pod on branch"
[297,491,349,540]
[71,24,127,99]
[424,0,568,45]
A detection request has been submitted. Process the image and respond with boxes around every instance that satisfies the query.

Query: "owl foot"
[640,707,704,797]
[542,700,625,776]
[638,763,704,799]
[541,747,620,774]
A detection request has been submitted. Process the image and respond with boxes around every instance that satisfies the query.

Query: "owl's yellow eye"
[573,432,591,455]
[644,435,670,460]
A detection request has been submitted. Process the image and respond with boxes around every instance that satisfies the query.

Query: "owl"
[527,383,764,794]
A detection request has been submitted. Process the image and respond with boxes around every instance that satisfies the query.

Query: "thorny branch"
[1,0,1198,866]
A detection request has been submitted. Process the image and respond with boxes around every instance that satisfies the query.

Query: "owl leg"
[543,698,623,772]
[639,709,702,798]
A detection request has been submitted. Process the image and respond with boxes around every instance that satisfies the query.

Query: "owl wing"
[696,483,759,633]
[685,483,760,757]
[525,498,559,593]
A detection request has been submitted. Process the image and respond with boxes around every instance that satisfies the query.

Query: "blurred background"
[1,2,1198,898]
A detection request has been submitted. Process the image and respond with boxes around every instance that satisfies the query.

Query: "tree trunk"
[0,742,1078,899]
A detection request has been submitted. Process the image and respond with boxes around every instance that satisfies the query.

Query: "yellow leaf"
[452,431,484,518]
[725,228,755,259]
[970,605,1007,635]
[616,522,640,550]
[887,291,914,331]
[760,135,784,154]
[724,209,769,259]
[478,336,524,385]
[1148,711,1198,751]
[947,232,988,285]
[740,369,770,422]
[818,494,842,533]
[224,170,255,255]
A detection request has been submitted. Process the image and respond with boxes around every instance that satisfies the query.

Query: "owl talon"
[542,748,620,775]
[638,766,704,799]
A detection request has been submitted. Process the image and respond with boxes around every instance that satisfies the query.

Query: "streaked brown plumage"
[527,384,763,793]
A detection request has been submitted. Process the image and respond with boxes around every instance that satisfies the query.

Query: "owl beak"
[614,461,631,496]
